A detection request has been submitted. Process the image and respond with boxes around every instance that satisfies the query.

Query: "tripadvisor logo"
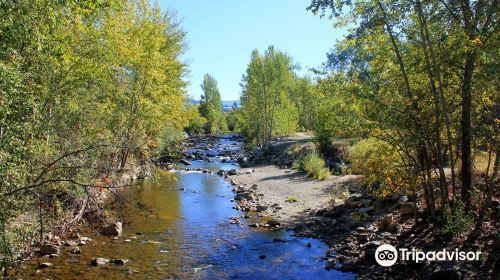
[375,244,398,267]
[374,244,481,267]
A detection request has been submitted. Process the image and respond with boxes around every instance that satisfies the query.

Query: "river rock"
[39,262,53,268]
[267,219,281,227]
[65,241,78,247]
[113,259,130,265]
[102,222,122,236]
[228,169,239,175]
[70,247,82,254]
[399,202,415,215]
[381,214,393,227]
[234,192,254,201]
[39,244,59,256]
[179,159,192,165]
[91,257,109,266]
[256,205,268,212]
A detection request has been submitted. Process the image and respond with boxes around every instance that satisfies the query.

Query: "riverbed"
[17,136,354,279]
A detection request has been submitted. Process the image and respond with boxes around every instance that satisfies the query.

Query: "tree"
[0,0,188,272]
[199,74,226,134]
[239,46,299,146]
[307,0,499,216]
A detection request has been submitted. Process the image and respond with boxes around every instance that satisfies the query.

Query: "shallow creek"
[18,136,354,279]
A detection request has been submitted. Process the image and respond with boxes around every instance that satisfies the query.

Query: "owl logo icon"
[375,244,398,266]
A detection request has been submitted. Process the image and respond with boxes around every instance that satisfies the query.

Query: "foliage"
[286,196,298,202]
[293,150,331,180]
[289,77,316,131]
[185,104,207,135]
[239,46,299,146]
[226,108,242,132]
[349,138,416,200]
[0,0,187,270]
[199,74,227,134]
[440,201,474,236]
[308,0,499,216]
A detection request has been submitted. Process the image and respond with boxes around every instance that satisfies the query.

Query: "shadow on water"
[17,137,355,280]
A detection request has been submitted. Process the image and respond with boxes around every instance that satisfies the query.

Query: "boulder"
[102,222,123,236]
[39,244,59,256]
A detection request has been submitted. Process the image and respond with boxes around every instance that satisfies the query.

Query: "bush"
[440,201,474,236]
[349,138,416,199]
[293,150,331,180]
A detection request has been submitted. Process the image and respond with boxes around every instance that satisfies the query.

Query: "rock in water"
[102,222,123,236]
[179,159,192,165]
[267,219,281,227]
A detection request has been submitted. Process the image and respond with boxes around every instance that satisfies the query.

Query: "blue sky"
[158,0,345,100]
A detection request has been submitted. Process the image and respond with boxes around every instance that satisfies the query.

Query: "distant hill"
[188,99,241,112]
[222,100,241,107]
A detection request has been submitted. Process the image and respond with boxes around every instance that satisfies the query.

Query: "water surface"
[18,137,354,280]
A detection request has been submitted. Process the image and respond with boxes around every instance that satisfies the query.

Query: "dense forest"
[0,0,189,272]
[0,0,498,277]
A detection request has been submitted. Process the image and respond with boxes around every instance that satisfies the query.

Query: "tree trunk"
[415,0,448,208]
[460,52,475,208]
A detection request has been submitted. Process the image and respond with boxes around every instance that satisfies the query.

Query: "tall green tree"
[240,46,299,146]
[199,74,226,134]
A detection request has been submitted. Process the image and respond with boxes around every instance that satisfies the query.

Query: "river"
[18,136,354,279]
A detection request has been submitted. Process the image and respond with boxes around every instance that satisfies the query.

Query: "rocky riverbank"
[217,135,499,279]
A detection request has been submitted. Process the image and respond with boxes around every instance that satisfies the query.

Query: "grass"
[293,150,331,180]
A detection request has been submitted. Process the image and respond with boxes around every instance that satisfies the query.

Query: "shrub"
[349,138,416,200]
[440,201,474,236]
[286,196,298,202]
[293,150,331,180]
